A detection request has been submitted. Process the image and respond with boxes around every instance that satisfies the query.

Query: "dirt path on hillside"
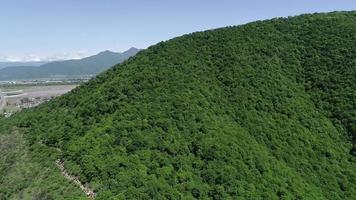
[55,159,96,199]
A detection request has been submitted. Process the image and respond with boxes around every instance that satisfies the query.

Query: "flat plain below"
[0,85,77,113]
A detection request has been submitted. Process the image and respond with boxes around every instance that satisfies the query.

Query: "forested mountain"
[0,48,140,80]
[0,11,355,199]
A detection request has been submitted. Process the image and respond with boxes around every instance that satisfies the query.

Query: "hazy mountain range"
[0,47,140,81]
[0,61,48,69]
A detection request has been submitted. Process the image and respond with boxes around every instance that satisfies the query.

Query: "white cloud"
[0,51,91,62]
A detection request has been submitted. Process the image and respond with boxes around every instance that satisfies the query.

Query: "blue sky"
[0,0,355,61]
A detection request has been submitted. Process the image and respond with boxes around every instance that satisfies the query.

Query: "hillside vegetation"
[0,11,355,199]
[0,128,87,199]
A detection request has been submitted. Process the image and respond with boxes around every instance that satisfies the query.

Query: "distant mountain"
[0,48,140,81]
[0,61,48,69]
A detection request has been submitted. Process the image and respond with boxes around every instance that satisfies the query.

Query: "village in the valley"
[0,84,77,117]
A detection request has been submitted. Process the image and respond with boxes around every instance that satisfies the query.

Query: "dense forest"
[0,11,355,199]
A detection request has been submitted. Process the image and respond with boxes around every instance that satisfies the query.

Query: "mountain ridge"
[0,48,140,81]
[0,61,48,69]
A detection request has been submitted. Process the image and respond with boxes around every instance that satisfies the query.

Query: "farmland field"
[0,85,77,114]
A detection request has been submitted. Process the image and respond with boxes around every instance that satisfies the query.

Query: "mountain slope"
[0,129,87,199]
[1,11,356,199]
[0,61,48,69]
[0,48,140,80]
